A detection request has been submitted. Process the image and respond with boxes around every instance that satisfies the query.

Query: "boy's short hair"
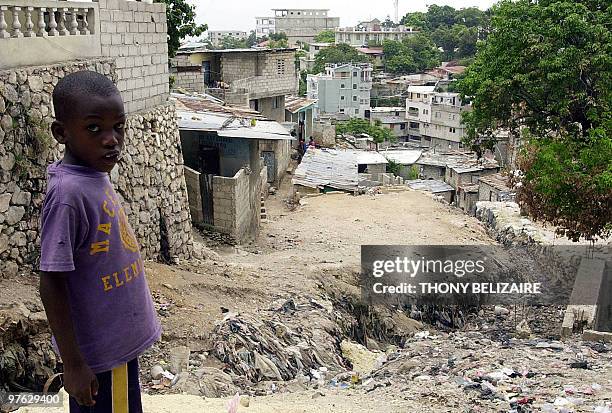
[52,71,120,122]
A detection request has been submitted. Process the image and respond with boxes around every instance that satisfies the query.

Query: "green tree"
[454,7,486,28]
[426,4,456,30]
[400,11,427,30]
[246,30,258,48]
[336,118,396,144]
[383,33,441,74]
[312,44,370,74]
[157,0,207,57]
[314,30,336,43]
[268,32,289,48]
[457,0,612,241]
[219,35,247,49]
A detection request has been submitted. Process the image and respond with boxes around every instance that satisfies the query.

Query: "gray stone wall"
[0,59,193,277]
[98,0,169,114]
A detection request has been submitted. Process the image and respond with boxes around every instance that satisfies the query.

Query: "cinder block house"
[174,93,293,242]
[170,47,298,123]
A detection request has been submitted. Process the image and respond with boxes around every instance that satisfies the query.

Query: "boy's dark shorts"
[69,358,142,413]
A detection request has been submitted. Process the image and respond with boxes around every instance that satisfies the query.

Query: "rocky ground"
[3,179,611,413]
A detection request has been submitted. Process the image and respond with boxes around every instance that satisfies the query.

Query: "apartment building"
[307,63,373,118]
[335,18,416,47]
[207,31,248,47]
[255,17,276,36]
[405,86,470,150]
[271,9,340,46]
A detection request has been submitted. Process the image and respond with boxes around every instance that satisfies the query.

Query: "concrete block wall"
[184,166,204,225]
[98,0,169,114]
[174,71,206,93]
[0,59,193,276]
[212,164,265,243]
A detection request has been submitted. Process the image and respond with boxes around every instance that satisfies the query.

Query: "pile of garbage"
[0,302,57,396]
[211,297,347,386]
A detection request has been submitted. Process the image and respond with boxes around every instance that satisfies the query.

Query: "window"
[353,96,357,102]
[417,93,421,98]
[400,124,406,130]
[355,109,359,114]
[276,59,286,75]
[435,111,441,118]
[353,71,358,77]
[353,84,357,89]
[341,95,345,100]
[340,108,345,113]
[448,113,452,120]
[449,127,456,133]
[272,96,281,109]
[341,83,346,88]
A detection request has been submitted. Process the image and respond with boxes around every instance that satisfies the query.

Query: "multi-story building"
[170,47,298,123]
[335,19,416,47]
[271,9,340,46]
[307,63,373,118]
[299,42,332,71]
[405,86,471,150]
[207,31,247,47]
[255,17,276,37]
[370,107,408,140]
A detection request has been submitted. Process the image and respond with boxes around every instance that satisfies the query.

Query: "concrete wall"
[0,1,102,70]
[184,166,203,225]
[259,139,291,185]
[180,131,252,178]
[416,164,445,181]
[0,59,193,276]
[98,0,169,114]
[274,15,339,46]
[256,96,285,123]
[212,162,266,243]
[457,190,479,215]
[312,120,335,147]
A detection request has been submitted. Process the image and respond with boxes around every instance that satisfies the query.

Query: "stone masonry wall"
[0,59,193,277]
[98,0,169,114]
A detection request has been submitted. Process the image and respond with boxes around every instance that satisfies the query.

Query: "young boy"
[39,71,161,412]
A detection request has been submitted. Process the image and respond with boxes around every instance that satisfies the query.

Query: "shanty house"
[284,95,316,142]
[174,93,293,241]
[478,173,515,202]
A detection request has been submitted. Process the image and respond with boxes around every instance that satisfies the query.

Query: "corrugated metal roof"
[173,93,293,141]
[407,85,436,93]
[292,149,387,191]
[478,173,512,192]
[382,149,422,165]
[407,179,454,193]
[285,96,317,113]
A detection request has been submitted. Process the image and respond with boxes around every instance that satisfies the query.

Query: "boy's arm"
[40,272,98,407]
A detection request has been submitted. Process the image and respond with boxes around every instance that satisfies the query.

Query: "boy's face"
[52,93,126,173]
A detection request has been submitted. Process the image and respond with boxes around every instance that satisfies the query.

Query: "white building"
[207,31,247,47]
[255,17,276,36]
[307,63,373,119]
[370,107,408,139]
[405,86,471,150]
[335,19,416,47]
[299,42,332,71]
[271,9,340,46]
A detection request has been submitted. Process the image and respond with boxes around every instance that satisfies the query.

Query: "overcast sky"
[196,0,498,32]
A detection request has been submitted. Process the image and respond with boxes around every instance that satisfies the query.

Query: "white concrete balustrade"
[0,2,95,38]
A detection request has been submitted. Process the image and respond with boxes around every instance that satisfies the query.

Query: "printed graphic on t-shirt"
[90,186,143,292]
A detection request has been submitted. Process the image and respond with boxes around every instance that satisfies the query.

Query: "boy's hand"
[64,362,99,406]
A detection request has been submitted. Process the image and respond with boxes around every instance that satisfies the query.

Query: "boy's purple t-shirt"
[40,160,161,373]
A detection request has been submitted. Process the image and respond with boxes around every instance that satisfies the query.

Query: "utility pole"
[393,0,399,23]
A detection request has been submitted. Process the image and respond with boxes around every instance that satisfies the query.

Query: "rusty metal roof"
[478,173,512,192]
[285,96,317,113]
